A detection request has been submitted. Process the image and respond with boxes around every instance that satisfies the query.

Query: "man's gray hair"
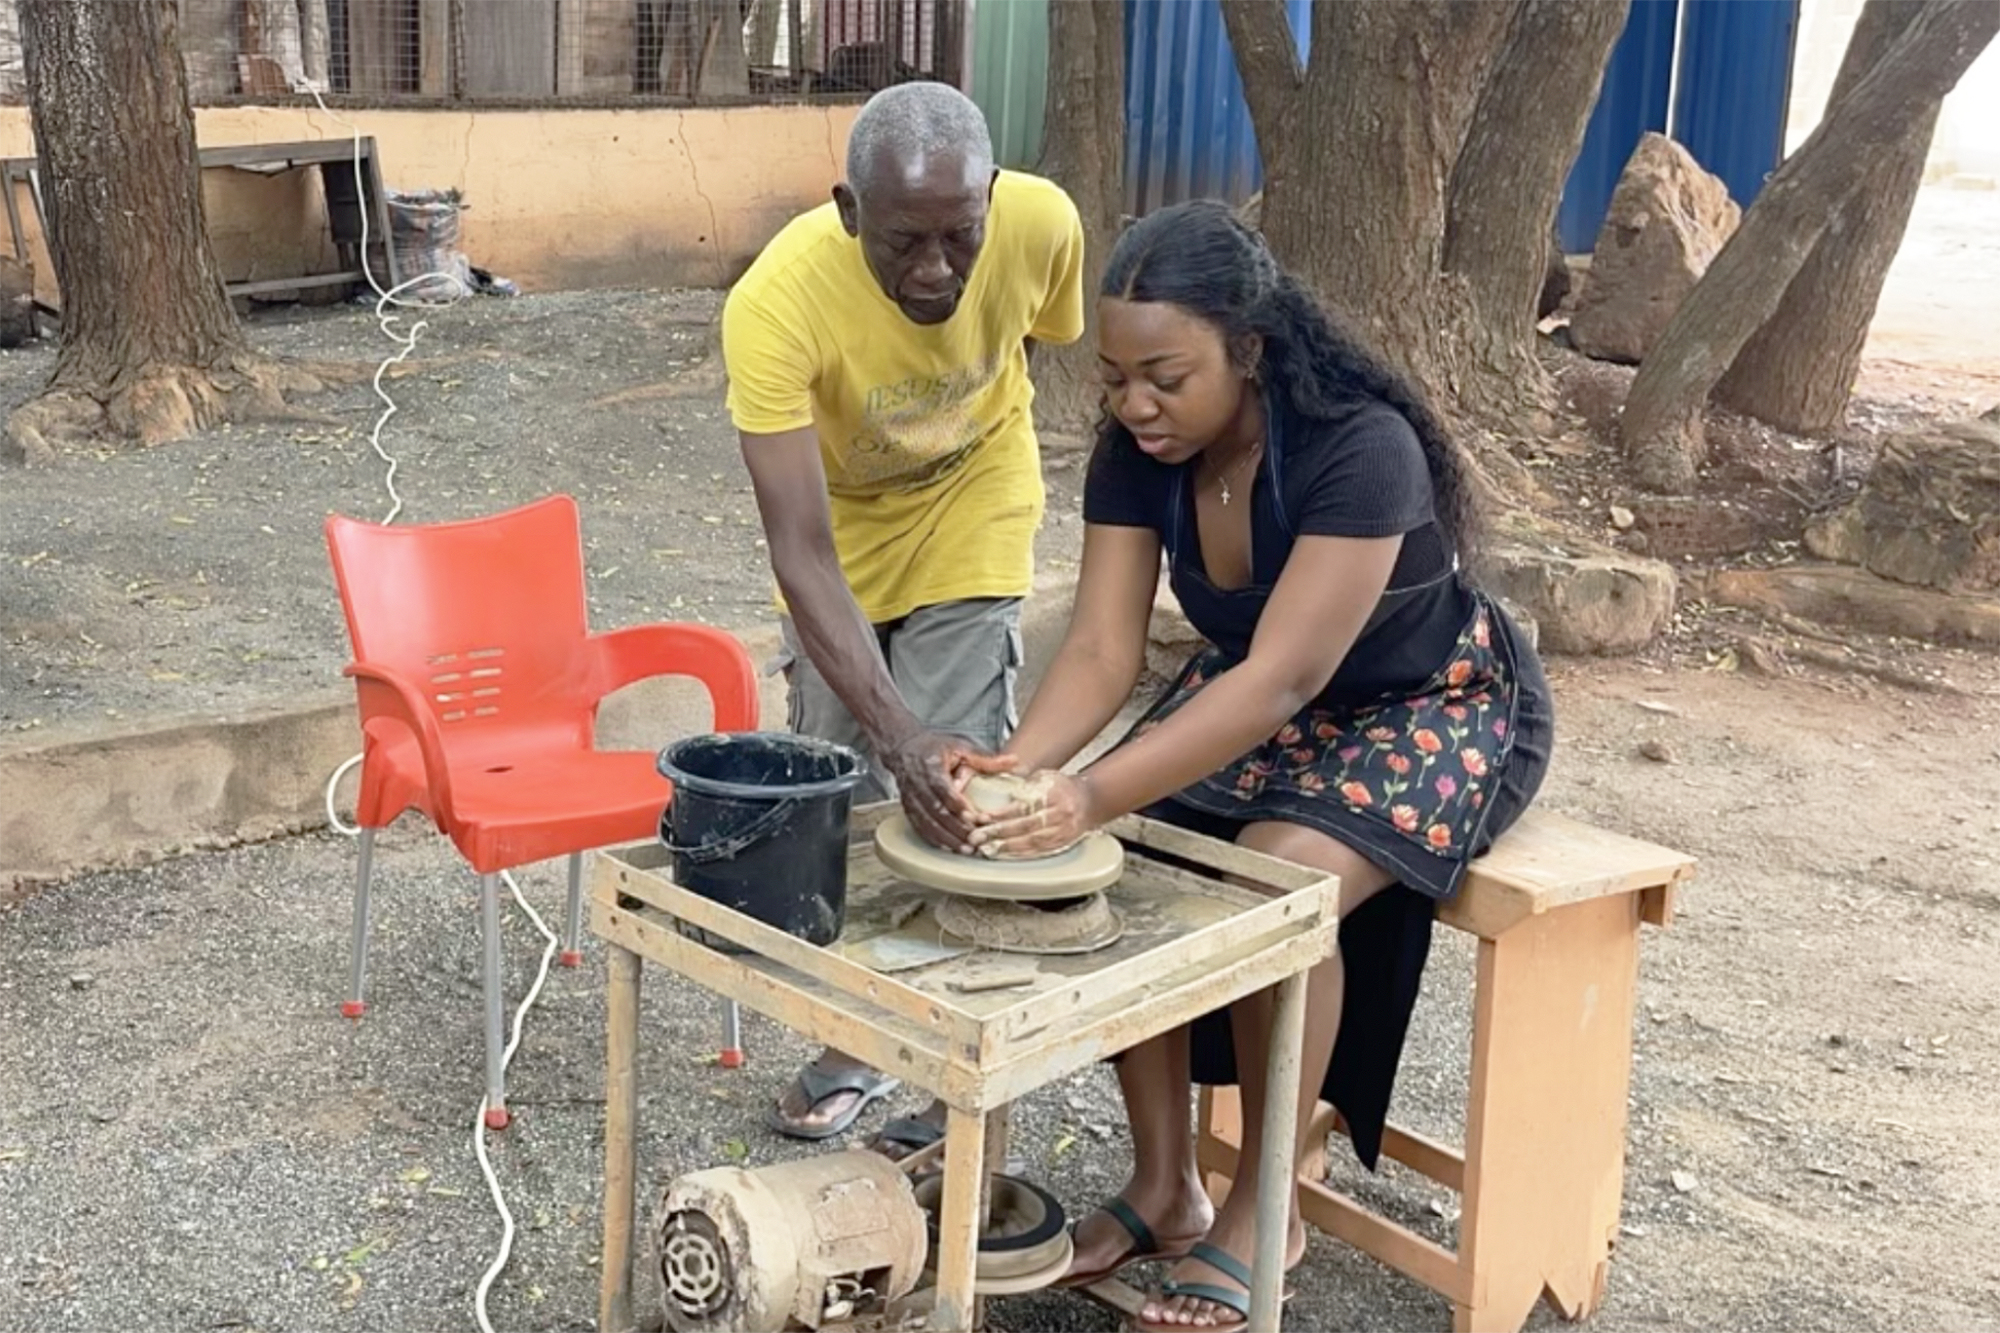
[844,81,995,195]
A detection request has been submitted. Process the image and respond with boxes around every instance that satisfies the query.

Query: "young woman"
[963,201,1554,1330]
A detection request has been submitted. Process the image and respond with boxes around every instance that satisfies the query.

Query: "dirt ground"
[2,185,1999,1332]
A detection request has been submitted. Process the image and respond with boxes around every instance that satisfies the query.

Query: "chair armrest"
[587,623,760,732]
[343,661,458,820]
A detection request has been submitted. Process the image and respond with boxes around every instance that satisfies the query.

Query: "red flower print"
[1443,705,1468,722]
[1337,745,1363,763]
[1365,726,1396,743]
[1426,824,1453,849]
[1446,659,1473,687]
[1187,669,1206,687]
[1413,729,1443,753]
[1391,804,1420,833]
[1314,722,1340,741]
[1435,774,1458,799]
[1277,723,1302,746]
[1463,748,1488,778]
[1386,754,1411,775]
[1471,792,1485,809]
[1298,773,1326,794]
[1491,719,1508,739]
[1236,770,1259,791]
[1291,748,1317,765]
[1473,615,1490,648]
[1339,781,1373,807]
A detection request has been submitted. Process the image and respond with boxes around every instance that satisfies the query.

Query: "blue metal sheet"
[1673,0,1799,207]
[1557,0,1680,253]
[1122,0,1310,216]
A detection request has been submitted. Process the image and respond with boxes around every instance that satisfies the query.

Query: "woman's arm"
[972,533,1402,855]
[999,522,1163,773]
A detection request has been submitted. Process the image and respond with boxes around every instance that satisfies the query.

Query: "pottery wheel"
[913,1173,1075,1294]
[873,814,1125,902]
[934,892,1125,955]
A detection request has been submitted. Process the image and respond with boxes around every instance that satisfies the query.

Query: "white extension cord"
[299,81,543,1333]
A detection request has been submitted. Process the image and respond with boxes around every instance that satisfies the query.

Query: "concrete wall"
[0,102,861,299]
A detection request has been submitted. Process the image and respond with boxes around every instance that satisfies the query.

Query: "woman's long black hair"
[1098,199,1480,563]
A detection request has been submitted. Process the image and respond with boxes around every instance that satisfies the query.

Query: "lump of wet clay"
[964,773,1071,858]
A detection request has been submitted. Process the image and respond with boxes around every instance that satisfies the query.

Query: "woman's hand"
[881,730,989,853]
[966,770,1102,859]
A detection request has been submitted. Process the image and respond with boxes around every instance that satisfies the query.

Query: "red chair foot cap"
[559,949,584,968]
[484,1106,511,1131]
[719,1048,745,1069]
[340,1000,367,1020]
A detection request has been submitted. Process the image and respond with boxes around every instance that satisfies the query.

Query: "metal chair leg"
[561,851,585,967]
[720,999,744,1068]
[480,872,510,1130]
[341,827,376,1019]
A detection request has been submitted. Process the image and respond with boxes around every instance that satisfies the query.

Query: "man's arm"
[738,426,982,850]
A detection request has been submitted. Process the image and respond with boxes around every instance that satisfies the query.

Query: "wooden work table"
[589,802,1341,1333]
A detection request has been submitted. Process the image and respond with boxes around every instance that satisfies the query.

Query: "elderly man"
[721,81,1084,1147]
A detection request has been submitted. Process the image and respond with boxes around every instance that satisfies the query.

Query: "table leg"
[1250,971,1309,1332]
[598,943,643,1333]
[931,1105,989,1333]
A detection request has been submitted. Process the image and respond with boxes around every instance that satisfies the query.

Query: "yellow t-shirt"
[722,170,1086,624]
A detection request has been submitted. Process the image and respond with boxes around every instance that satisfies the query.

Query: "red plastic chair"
[325,494,757,1128]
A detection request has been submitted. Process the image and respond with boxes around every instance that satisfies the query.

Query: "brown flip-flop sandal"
[1056,1196,1204,1289]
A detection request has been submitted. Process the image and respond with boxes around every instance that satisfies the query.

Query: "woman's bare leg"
[1065,1026,1216,1279]
[1142,824,1394,1326]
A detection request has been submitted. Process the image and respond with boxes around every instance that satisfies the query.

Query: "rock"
[1569,133,1740,365]
[1805,417,2000,594]
[1609,505,1636,531]
[1704,564,2000,646]
[69,972,94,991]
[1483,543,1677,655]
[1539,222,1572,321]
[1638,738,1678,764]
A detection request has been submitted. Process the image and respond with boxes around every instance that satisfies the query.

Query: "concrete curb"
[0,585,1087,899]
[1,693,362,899]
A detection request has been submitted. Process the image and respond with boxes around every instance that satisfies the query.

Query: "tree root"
[3,352,365,464]
[1727,629,1971,697]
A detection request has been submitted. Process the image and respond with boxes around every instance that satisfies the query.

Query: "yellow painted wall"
[0,102,860,300]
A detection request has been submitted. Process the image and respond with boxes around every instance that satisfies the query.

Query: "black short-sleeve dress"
[1084,396,1555,1169]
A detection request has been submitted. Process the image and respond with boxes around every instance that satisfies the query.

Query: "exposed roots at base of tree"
[3,352,365,465]
[1727,629,1973,698]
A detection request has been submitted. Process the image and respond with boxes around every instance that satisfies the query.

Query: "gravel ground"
[3,659,1996,1333]
[0,289,1090,738]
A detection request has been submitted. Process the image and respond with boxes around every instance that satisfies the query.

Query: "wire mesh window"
[124,0,966,106]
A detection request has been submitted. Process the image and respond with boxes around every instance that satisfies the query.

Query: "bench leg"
[1456,894,1642,1333]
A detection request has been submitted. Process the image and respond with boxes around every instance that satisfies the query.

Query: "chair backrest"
[326,494,593,744]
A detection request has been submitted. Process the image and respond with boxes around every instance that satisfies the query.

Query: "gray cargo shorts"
[770,597,1023,804]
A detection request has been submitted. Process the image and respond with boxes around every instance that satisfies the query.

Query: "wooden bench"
[1193,808,1694,1333]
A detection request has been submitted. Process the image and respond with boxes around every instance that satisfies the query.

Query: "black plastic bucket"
[656,732,868,950]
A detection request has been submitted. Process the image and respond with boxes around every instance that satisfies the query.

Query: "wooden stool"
[1194,809,1694,1333]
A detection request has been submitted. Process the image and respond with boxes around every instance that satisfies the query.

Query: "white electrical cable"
[299,80,541,1333]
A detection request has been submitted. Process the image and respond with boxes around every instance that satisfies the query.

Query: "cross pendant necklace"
[1211,439,1264,506]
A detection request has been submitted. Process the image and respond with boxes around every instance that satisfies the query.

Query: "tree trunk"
[1444,0,1630,367]
[5,0,334,464]
[1033,0,1125,434]
[1220,0,1609,437]
[1622,0,1999,493]
[1714,0,1939,435]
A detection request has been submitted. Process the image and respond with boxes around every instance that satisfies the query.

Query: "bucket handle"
[662,797,801,865]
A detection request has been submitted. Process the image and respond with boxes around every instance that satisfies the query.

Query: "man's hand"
[966,770,1101,859]
[881,729,986,853]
